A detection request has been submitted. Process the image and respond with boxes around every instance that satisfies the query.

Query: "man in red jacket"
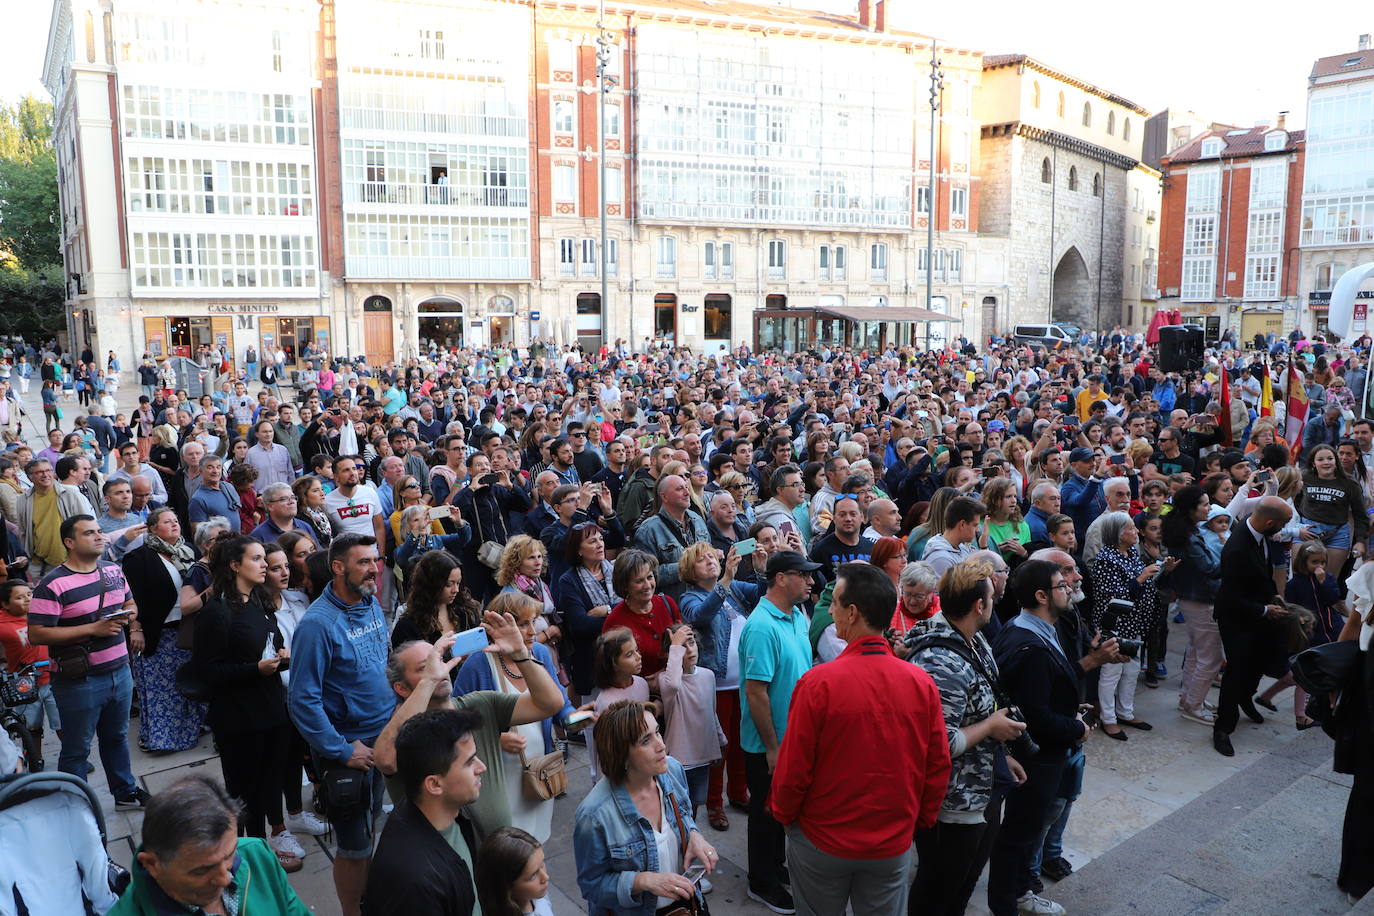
[770,562,951,916]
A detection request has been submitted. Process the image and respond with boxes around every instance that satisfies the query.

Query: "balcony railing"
[354,182,527,208]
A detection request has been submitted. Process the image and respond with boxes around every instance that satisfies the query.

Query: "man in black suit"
[1212,496,1293,757]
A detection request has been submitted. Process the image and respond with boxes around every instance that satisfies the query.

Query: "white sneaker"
[269,830,306,859]
[1016,892,1066,915]
[286,810,329,836]
[699,877,713,895]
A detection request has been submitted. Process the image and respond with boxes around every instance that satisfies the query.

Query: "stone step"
[1043,727,1355,916]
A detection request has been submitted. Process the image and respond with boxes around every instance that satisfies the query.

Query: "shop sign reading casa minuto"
[207,303,281,314]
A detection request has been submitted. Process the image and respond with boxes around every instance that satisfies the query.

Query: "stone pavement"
[6,374,1356,915]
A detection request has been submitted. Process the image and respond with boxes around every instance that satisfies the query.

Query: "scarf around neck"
[145,531,195,573]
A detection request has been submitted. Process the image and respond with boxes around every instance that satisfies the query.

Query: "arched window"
[1041,158,1052,183]
[1092,173,1101,197]
[1032,81,1041,108]
[1068,166,1078,191]
[1123,119,1132,141]
[1107,111,1116,135]
[1082,102,1092,127]
[1056,92,1066,117]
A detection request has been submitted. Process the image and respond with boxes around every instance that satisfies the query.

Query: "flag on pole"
[1219,367,1233,447]
[1259,361,1273,418]
[1285,361,1309,453]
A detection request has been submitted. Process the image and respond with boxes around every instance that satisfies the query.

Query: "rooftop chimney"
[1360,33,1371,50]
[858,0,872,28]
[1277,111,1288,130]
[875,0,886,32]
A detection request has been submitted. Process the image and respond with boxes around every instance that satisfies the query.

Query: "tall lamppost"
[594,0,615,352]
[925,43,943,352]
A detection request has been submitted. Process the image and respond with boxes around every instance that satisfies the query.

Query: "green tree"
[0,95,63,337]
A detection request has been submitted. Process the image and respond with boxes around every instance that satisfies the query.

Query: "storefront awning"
[814,305,954,323]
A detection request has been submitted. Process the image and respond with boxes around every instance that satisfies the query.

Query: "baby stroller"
[0,772,131,915]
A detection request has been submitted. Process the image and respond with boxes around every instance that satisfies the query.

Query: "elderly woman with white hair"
[1090,511,1162,739]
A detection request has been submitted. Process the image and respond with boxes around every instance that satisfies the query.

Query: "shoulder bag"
[51,565,110,680]
[519,744,568,802]
[175,560,213,650]
[471,496,506,570]
[656,790,709,916]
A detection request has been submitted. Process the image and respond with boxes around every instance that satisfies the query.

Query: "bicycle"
[1,660,49,774]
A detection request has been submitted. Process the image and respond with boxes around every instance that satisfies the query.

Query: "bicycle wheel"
[2,716,39,774]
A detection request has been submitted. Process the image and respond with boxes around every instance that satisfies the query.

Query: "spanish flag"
[1285,361,1309,452]
[1259,362,1273,418]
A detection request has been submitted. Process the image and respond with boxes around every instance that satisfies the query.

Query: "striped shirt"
[29,562,133,675]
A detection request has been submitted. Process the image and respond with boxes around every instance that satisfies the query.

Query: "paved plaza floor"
[7,374,1359,915]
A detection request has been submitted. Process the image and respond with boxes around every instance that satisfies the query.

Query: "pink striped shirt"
[29,563,132,675]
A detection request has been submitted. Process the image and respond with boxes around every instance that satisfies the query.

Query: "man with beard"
[288,534,395,916]
[988,559,1116,916]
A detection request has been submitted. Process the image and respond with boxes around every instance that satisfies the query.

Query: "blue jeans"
[50,666,137,798]
[23,683,61,732]
[1031,747,1085,874]
[1300,518,1353,551]
[685,764,710,812]
[141,384,155,401]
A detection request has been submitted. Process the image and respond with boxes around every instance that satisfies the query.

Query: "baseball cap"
[987,420,1006,432]
[1218,450,1247,471]
[765,550,822,577]
[1068,447,1096,463]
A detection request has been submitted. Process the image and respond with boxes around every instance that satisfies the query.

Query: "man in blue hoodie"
[288,532,393,916]
[1058,447,1105,544]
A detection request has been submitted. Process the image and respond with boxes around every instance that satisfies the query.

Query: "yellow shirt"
[31,488,66,567]
[1075,387,1104,422]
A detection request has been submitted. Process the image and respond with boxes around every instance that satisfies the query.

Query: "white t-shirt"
[719,607,747,692]
[325,484,383,536]
[652,784,682,910]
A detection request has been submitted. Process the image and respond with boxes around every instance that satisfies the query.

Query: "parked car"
[1012,324,1074,349]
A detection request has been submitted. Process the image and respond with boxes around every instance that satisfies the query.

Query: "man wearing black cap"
[1059,447,1105,545]
[739,550,820,914]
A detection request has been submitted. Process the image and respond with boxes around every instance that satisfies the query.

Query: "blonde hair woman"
[497,534,562,661]
[1004,434,1033,498]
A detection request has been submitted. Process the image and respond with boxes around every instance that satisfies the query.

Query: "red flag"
[1219,367,1233,447]
[1285,362,1309,455]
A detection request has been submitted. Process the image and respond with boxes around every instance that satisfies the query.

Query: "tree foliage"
[0,96,63,338]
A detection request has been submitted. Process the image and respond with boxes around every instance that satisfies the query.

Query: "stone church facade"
[975,55,1150,335]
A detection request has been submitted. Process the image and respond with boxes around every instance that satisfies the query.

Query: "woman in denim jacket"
[1161,485,1222,725]
[574,700,718,916]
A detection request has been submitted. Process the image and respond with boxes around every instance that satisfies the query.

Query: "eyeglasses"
[726,483,745,490]
[402,483,421,490]
[1050,583,1074,593]
[268,495,297,504]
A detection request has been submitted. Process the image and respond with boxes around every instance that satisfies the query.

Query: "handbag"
[472,500,505,570]
[519,746,568,802]
[657,791,709,916]
[1290,640,1361,695]
[176,562,212,650]
[52,565,109,680]
[174,661,212,701]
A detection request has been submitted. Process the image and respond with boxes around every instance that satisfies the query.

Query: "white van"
[1011,324,1073,349]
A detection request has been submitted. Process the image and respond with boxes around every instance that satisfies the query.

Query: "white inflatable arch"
[1329,262,1374,344]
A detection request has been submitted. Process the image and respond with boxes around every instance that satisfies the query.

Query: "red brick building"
[1158,124,1304,342]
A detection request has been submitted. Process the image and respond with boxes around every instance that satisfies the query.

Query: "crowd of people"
[1,326,1372,916]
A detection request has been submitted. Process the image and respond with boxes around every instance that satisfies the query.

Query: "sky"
[1,0,1370,129]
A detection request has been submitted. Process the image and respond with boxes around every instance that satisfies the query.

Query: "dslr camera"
[1003,705,1040,761]
[1099,599,1145,660]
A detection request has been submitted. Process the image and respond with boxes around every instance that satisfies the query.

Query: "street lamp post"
[925,44,943,352]
[595,0,615,353]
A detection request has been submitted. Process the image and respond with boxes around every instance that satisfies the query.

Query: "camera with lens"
[1003,704,1040,761]
[1099,599,1145,660]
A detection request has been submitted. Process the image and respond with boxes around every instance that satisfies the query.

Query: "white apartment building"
[335,0,533,360]
[45,0,327,371]
[1300,42,1374,337]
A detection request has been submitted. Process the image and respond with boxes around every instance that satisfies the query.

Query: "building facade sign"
[208,303,283,314]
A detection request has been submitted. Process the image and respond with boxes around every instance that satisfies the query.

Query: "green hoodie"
[108,837,309,916]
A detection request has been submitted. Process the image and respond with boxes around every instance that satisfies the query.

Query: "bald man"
[1212,496,1293,757]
